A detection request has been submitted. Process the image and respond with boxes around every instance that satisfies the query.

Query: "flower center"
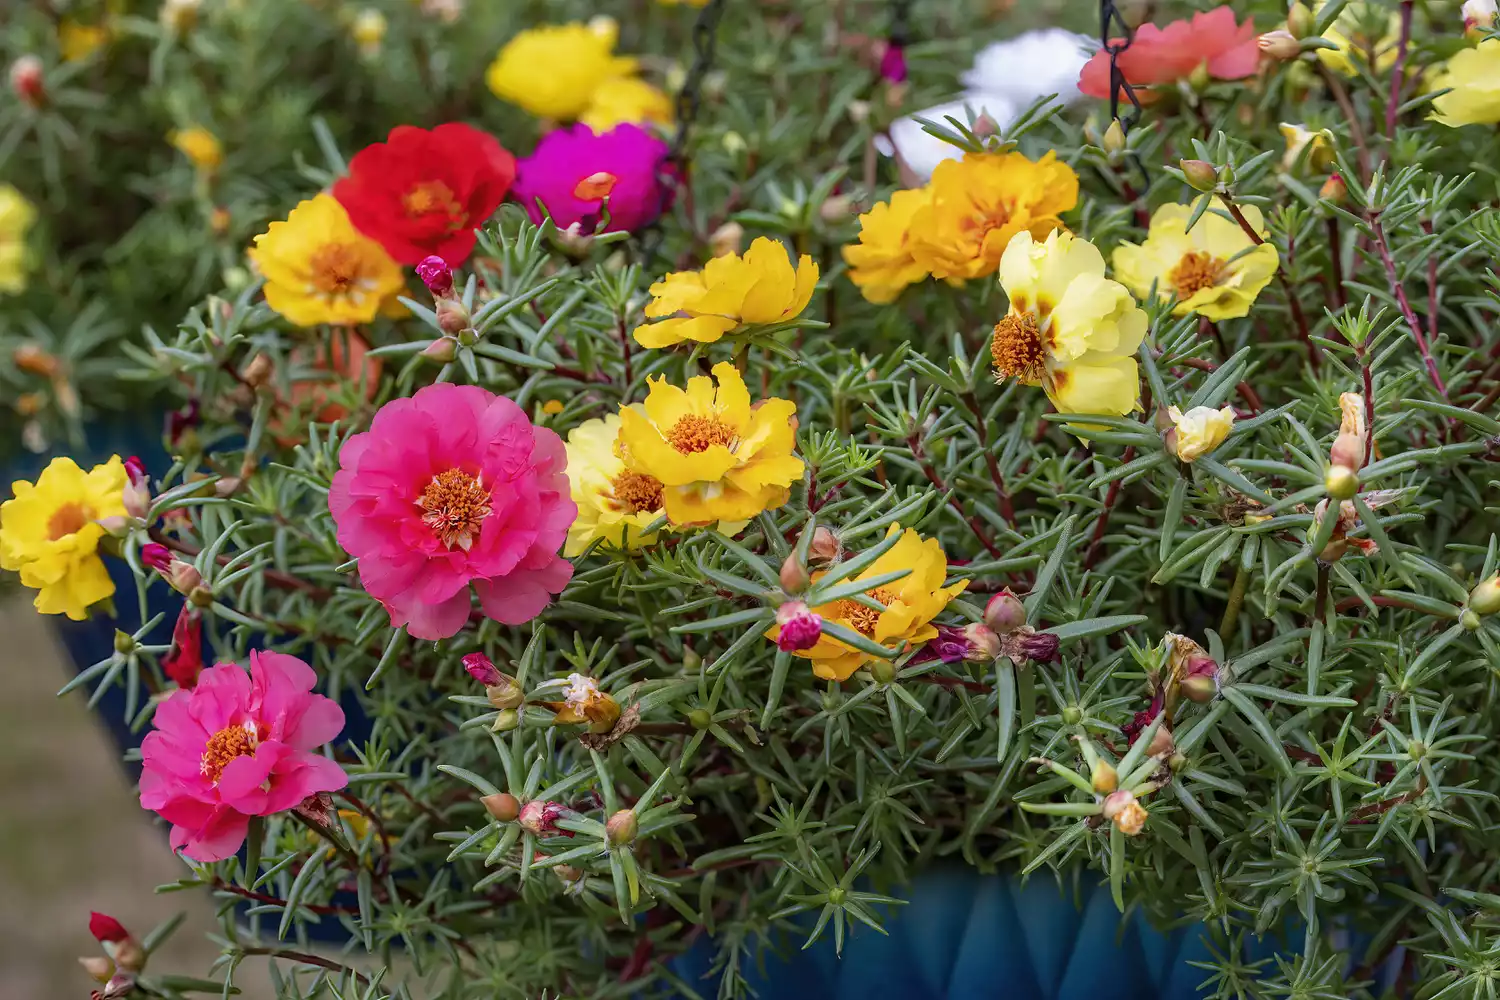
[200,721,258,785]
[308,243,362,296]
[1168,251,1228,300]
[417,468,493,551]
[963,198,1013,242]
[837,587,900,637]
[990,311,1047,384]
[47,501,90,540]
[666,414,737,454]
[609,470,664,514]
[402,181,467,233]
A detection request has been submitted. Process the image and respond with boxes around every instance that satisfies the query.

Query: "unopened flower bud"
[1464,0,1497,34]
[1091,759,1118,794]
[1000,625,1060,664]
[686,707,712,730]
[89,913,144,974]
[518,799,570,837]
[869,659,897,685]
[573,171,618,201]
[1324,465,1359,500]
[101,971,138,999]
[1147,724,1175,758]
[421,337,458,363]
[10,55,44,107]
[14,343,60,377]
[1102,118,1126,155]
[879,40,907,83]
[983,589,1026,633]
[1286,1,1314,38]
[962,623,1001,661]
[682,648,702,672]
[1461,608,1483,631]
[482,791,520,822]
[486,677,522,711]
[437,299,471,336]
[1181,672,1218,703]
[113,630,137,655]
[819,194,855,223]
[1319,172,1348,204]
[1061,704,1083,725]
[808,526,842,564]
[709,221,744,258]
[1257,29,1300,61]
[416,255,453,297]
[775,600,823,652]
[779,552,811,593]
[722,130,748,156]
[605,809,638,846]
[491,708,520,732]
[188,584,214,608]
[1469,575,1500,615]
[140,542,173,572]
[1101,789,1149,835]
[462,651,502,687]
[242,353,273,389]
[79,956,114,983]
[972,113,1000,139]
[1180,159,1219,192]
[1186,61,1211,92]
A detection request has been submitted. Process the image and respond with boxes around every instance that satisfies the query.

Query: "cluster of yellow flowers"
[0,184,37,295]
[486,19,673,131]
[843,150,1079,304]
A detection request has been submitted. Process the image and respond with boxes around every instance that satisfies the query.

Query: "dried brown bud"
[709,221,744,258]
[999,625,1059,663]
[242,353,273,389]
[808,526,842,564]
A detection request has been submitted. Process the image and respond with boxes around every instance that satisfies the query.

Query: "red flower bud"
[983,589,1026,633]
[416,255,453,297]
[879,41,908,83]
[518,799,572,837]
[775,600,823,652]
[89,913,130,944]
[140,543,173,572]
[162,606,204,689]
[462,651,502,687]
[10,55,44,107]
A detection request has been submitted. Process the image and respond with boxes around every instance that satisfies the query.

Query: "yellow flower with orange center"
[1111,201,1279,322]
[769,526,968,682]
[990,230,1147,418]
[842,187,934,304]
[169,126,224,175]
[0,456,127,620]
[616,362,803,525]
[633,238,819,349]
[580,77,675,132]
[248,194,404,327]
[564,413,671,557]
[905,151,1078,282]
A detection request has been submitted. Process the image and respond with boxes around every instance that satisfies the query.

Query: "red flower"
[1078,7,1258,103]
[89,912,130,944]
[162,606,204,689]
[332,123,517,266]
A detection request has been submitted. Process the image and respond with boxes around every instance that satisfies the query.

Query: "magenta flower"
[512,123,671,234]
[138,650,348,862]
[416,255,453,297]
[774,601,823,652]
[328,383,576,640]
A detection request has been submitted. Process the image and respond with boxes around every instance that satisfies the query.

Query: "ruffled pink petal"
[186,665,252,734]
[386,586,473,640]
[216,745,283,815]
[264,752,349,813]
[475,557,572,625]
[141,729,212,786]
[175,806,251,863]
[280,693,345,751]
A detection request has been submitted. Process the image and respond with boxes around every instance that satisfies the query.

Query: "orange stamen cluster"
[418,468,493,551]
[990,312,1047,384]
[666,415,737,454]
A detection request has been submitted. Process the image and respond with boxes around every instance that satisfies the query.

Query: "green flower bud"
[1324,465,1359,500]
[1180,159,1219,193]
[1468,575,1500,615]
[605,809,638,846]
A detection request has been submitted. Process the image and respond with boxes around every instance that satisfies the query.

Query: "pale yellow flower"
[1166,405,1235,462]
[1111,201,1279,322]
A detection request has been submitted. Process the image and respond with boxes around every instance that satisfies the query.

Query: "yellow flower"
[1277,123,1336,173]
[0,185,37,295]
[1,456,127,620]
[1111,201,1280,322]
[580,77,674,131]
[169,127,224,175]
[1315,1,1401,76]
[564,414,670,557]
[990,230,1147,418]
[617,362,804,525]
[1165,405,1235,462]
[1432,40,1500,127]
[59,19,109,62]
[248,194,404,327]
[906,151,1078,282]
[842,187,934,304]
[769,526,968,682]
[633,237,818,348]
[351,8,387,56]
[487,20,637,121]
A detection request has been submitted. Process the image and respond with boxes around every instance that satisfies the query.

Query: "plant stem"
[1325,216,1347,311]
[1369,212,1451,402]
[906,432,1004,558]
[1221,195,1317,369]
[1084,446,1134,570]
[1318,65,1372,182]
[237,947,372,987]
[960,390,1016,526]
[150,527,331,599]
[1385,1,1415,140]
[1220,564,1249,637]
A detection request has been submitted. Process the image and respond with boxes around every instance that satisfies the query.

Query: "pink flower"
[462,651,502,686]
[512,124,671,234]
[328,383,576,641]
[774,601,823,652]
[139,650,347,862]
[416,255,453,297]
[1078,7,1257,102]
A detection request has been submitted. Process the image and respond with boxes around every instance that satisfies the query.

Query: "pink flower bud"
[775,601,823,652]
[9,55,44,107]
[879,41,907,83]
[89,913,130,944]
[140,543,173,572]
[416,255,453,297]
[437,299,471,335]
[983,589,1026,633]
[421,337,458,363]
[962,623,1001,661]
[462,652,502,687]
[605,808,638,845]
[779,551,811,593]
[518,799,572,837]
[122,457,151,520]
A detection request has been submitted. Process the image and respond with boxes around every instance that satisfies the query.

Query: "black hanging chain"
[1100,0,1150,195]
[890,0,914,48]
[640,0,727,265]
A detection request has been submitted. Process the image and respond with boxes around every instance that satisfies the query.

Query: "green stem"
[1220,564,1250,637]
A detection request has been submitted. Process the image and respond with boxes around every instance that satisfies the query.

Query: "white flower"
[878,29,1096,183]
[563,673,600,708]
[1464,0,1497,31]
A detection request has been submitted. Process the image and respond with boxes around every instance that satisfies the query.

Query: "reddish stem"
[961,391,1016,526]
[1369,213,1451,402]
[1084,446,1135,570]
[906,433,1004,558]
[1384,1,1415,140]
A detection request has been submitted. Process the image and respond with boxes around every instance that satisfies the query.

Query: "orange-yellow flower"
[633,238,818,348]
[842,187,933,304]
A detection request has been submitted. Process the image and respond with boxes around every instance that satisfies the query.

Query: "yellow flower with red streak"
[990,229,1147,418]
[1,456,127,620]
[842,187,934,304]
[1432,39,1500,127]
[633,238,818,348]
[906,151,1078,282]
[770,526,968,682]
[1111,201,1279,322]
[617,362,803,525]
[248,194,404,327]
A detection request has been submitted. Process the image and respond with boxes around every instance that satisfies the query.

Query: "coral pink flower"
[139,651,347,862]
[1078,7,1257,102]
[328,383,576,640]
